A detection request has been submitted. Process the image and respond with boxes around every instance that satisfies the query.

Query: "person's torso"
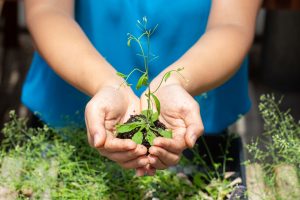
[22,0,251,133]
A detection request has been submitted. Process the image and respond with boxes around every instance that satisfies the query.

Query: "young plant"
[115,17,184,147]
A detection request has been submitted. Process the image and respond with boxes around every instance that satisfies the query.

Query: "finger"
[185,123,204,148]
[153,134,186,154]
[105,120,118,132]
[149,146,180,166]
[102,133,136,152]
[100,145,147,162]
[85,101,106,148]
[135,167,146,177]
[145,164,156,176]
[120,156,149,169]
[148,154,168,170]
[184,103,204,148]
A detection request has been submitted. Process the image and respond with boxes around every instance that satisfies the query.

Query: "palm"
[139,83,203,173]
[94,86,139,132]
[86,86,149,171]
[154,84,197,135]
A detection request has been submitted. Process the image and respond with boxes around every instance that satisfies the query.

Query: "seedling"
[115,17,184,147]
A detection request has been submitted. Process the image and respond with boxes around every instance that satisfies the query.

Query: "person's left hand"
[137,79,204,175]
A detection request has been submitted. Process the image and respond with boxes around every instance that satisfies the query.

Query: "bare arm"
[154,0,262,96]
[25,0,149,171]
[25,0,122,96]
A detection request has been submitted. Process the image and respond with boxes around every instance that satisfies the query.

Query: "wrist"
[150,68,188,92]
[88,62,125,96]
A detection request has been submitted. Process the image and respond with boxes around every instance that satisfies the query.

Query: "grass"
[0,111,240,200]
[246,94,300,199]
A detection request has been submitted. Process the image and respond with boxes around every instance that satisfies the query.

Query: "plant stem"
[201,136,220,179]
[146,33,151,120]
[152,70,184,94]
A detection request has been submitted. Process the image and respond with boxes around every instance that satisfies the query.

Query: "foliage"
[0,111,240,199]
[246,94,300,198]
[116,17,184,145]
[181,135,241,200]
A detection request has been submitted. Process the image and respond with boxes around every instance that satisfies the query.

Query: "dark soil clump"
[116,115,166,149]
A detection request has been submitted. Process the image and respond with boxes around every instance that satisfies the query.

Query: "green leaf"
[176,67,184,72]
[150,93,160,115]
[132,131,143,144]
[213,163,221,170]
[146,130,156,146]
[164,71,171,82]
[142,110,155,119]
[116,72,127,78]
[158,129,172,138]
[151,112,158,123]
[127,38,132,47]
[141,109,152,117]
[116,122,140,134]
[193,172,208,188]
[136,73,148,90]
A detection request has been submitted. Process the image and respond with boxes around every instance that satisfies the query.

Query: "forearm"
[26,4,121,96]
[164,24,254,96]
[154,0,261,96]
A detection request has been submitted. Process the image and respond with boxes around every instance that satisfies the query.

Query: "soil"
[116,115,166,149]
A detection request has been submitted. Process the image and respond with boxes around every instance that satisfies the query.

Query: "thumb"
[184,106,204,148]
[85,102,107,148]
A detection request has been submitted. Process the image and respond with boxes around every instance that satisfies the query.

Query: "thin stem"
[201,136,220,178]
[119,68,146,88]
[146,33,151,120]
[131,36,147,73]
[152,70,184,94]
[222,135,230,176]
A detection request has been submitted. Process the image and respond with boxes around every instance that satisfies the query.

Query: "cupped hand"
[140,81,204,173]
[85,85,149,169]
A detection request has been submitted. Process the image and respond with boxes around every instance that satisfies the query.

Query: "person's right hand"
[85,85,149,169]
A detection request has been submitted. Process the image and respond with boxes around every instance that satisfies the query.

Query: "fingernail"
[94,133,101,147]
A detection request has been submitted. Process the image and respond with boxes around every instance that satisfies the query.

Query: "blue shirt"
[22,0,251,134]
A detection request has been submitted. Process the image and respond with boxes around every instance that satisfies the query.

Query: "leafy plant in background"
[181,135,243,200]
[246,94,300,199]
[0,111,242,199]
[115,17,185,147]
